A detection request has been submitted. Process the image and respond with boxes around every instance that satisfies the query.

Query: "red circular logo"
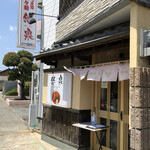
[52,91,60,104]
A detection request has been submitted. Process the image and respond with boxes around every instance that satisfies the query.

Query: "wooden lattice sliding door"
[94,80,129,150]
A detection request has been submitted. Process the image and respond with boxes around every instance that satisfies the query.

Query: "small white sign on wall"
[47,73,72,108]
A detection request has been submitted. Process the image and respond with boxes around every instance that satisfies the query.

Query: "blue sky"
[0,0,40,71]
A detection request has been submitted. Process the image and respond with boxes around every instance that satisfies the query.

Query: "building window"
[59,0,83,19]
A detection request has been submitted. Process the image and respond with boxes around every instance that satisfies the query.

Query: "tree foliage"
[3,52,19,67]
[5,88,18,96]
[3,50,38,99]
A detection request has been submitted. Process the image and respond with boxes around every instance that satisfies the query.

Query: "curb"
[6,99,31,107]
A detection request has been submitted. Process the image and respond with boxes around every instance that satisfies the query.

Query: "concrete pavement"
[0,93,61,150]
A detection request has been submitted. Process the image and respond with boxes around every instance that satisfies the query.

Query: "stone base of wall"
[42,105,91,149]
[130,129,150,150]
[130,67,150,150]
[4,96,30,100]
[41,133,90,150]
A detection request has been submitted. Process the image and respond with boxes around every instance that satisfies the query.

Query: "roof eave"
[56,0,130,43]
[35,30,129,61]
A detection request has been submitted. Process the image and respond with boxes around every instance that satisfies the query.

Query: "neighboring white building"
[42,0,59,50]
[28,0,59,128]
[0,69,17,93]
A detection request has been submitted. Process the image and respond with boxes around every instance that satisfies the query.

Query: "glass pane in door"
[110,120,118,150]
[110,82,118,112]
[100,118,107,146]
[100,82,108,111]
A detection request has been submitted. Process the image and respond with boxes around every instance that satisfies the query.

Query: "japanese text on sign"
[17,0,37,49]
[47,73,72,108]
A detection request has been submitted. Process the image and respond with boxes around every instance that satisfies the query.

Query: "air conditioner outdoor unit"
[140,29,150,57]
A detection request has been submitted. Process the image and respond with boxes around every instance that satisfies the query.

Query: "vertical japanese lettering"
[30,0,34,10]
[51,76,56,85]
[24,0,29,11]
[24,28,34,40]
[58,75,63,84]
[18,0,37,49]
[23,13,30,24]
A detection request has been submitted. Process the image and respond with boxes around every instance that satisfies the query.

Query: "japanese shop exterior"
[35,0,150,150]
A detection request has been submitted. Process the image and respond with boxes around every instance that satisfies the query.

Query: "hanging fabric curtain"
[87,66,103,81]
[80,68,89,80]
[64,60,129,82]
[119,62,129,81]
[64,66,80,76]
[102,64,119,82]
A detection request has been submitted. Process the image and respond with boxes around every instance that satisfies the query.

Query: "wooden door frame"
[93,80,129,150]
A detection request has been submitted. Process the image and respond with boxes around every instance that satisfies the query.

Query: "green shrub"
[25,82,30,96]
[5,88,18,96]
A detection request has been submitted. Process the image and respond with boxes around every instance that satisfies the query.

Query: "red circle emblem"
[52,91,60,104]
